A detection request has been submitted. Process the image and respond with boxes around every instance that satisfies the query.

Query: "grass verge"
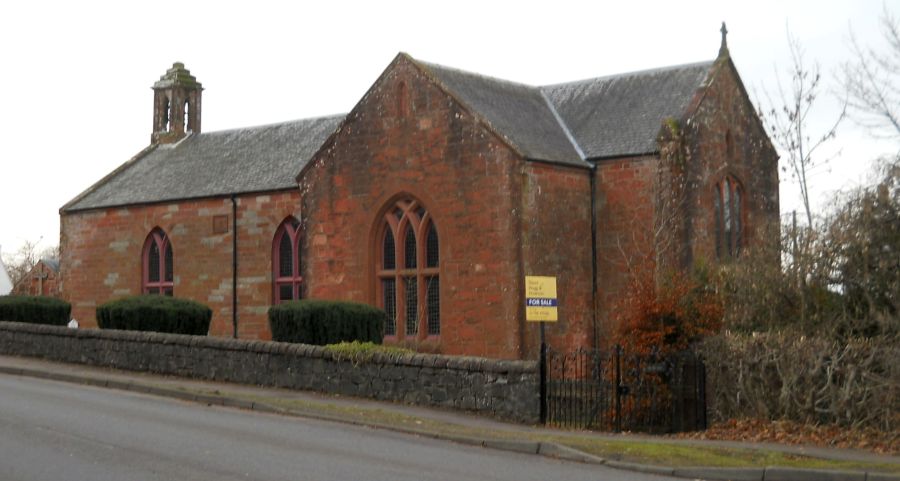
[186,387,900,474]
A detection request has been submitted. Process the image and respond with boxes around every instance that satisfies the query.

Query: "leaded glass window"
[273,217,303,303]
[383,230,396,270]
[426,276,440,336]
[405,276,418,336]
[404,227,417,269]
[715,176,744,258]
[383,279,397,336]
[426,224,439,268]
[143,228,173,296]
[377,198,440,341]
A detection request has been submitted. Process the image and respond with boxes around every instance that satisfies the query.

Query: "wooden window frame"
[714,176,744,258]
[376,198,440,341]
[142,228,174,296]
[273,218,303,304]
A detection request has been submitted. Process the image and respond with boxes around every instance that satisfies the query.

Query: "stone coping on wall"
[0,322,535,373]
[0,322,539,423]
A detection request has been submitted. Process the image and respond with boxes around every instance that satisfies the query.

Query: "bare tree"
[824,156,900,328]
[760,29,846,226]
[841,6,900,140]
[1,240,58,289]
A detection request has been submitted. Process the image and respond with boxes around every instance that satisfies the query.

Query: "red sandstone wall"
[520,161,594,356]
[299,55,527,359]
[678,59,780,264]
[58,58,777,361]
[590,58,779,344]
[59,190,300,339]
[593,156,659,343]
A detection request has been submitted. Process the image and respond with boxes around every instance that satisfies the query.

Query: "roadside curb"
[673,467,763,481]
[2,365,897,481]
[538,442,608,464]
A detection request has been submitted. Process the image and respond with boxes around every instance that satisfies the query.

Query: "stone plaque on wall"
[213,215,229,234]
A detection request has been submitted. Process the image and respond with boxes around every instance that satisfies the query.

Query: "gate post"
[699,357,708,430]
[538,323,547,424]
[614,344,622,433]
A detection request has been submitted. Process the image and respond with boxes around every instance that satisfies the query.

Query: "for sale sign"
[525,276,557,322]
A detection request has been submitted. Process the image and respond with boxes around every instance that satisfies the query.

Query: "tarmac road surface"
[0,374,681,481]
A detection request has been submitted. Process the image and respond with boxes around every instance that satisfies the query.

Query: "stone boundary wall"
[0,322,539,423]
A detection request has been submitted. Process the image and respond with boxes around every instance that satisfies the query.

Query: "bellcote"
[152,62,203,144]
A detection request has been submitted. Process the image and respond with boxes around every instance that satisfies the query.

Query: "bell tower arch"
[151,62,203,144]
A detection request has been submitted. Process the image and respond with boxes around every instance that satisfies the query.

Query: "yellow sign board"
[525,276,558,322]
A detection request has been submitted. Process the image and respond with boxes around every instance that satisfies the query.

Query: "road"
[0,374,680,481]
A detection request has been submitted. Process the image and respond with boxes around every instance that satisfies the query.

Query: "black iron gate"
[540,345,706,433]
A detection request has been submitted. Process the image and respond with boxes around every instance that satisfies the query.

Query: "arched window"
[397,81,408,117]
[376,198,440,339]
[162,97,171,132]
[142,228,173,296]
[273,217,302,303]
[714,176,743,258]
[183,100,191,133]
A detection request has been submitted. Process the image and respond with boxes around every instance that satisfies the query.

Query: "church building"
[60,28,779,360]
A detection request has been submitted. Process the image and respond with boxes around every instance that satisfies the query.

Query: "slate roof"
[416,60,588,167]
[415,57,714,163]
[64,115,343,212]
[64,56,717,212]
[542,61,715,159]
[40,258,60,273]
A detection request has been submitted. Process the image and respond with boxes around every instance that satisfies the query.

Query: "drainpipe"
[231,195,238,339]
[589,164,599,348]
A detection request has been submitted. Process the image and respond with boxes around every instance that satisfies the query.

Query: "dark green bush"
[0,296,71,326]
[96,295,211,335]
[268,300,385,345]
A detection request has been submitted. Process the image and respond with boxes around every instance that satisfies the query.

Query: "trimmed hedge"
[269,300,385,345]
[701,331,899,431]
[0,296,71,326]
[96,295,211,335]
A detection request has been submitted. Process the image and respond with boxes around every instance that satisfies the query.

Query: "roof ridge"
[415,59,541,90]
[541,59,715,89]
[63,114,345,213]
[410,55,589,167]
[406,57,532,161]
[59,143,159,214]
[197,113,346,137]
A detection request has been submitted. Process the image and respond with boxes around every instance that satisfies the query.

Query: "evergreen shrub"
[0,296,71,326]
[96,295,211,335]
[268,300,385,345]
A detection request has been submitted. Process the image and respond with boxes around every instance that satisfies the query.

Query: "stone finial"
[719,22,730,58]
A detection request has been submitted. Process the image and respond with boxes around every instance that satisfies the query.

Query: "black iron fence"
[540,345,706,433]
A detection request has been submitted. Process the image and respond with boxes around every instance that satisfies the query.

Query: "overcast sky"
[1,0,896,259]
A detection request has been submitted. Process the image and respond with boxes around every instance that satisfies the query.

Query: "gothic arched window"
[273,217,302,303]
[397,81,408,117]
[183,100,191,133]
[162,97,171,132]
[714,176,743,258]
[376,198,440,339]
[142,228,173,296]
